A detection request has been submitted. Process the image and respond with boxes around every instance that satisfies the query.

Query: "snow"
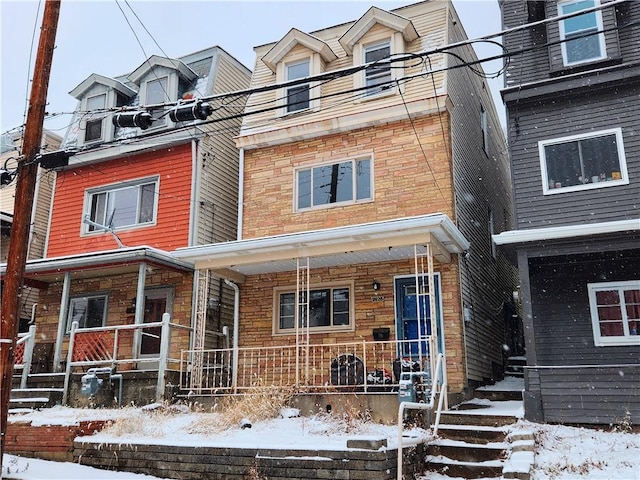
[3,381,640,480]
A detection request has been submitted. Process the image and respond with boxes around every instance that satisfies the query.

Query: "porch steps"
[10,373,66,411]
[425,378,534,479]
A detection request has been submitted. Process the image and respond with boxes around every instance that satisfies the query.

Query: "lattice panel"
[73,331,114,362]
[14,342,25,364]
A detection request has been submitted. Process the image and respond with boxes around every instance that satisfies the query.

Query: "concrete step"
[438,411,519,428]
[426,455,503,479]
[436,424,509,444]
[428,438,507,462]
[10,387,64,409]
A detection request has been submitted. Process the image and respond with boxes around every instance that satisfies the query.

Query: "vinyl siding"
[46,143,193,256]
[506,82,640,230]
[446,7,517,384]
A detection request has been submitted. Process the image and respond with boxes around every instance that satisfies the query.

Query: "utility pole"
[1,0,61,466]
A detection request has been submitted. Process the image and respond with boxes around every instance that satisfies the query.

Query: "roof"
[173,213,469,279]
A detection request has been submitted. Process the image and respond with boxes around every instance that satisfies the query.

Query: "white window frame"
[273,282,355,335]
[480,105,489,154]
[588,281,640,346]
[66,294,108,333]
[294,156,373,212]
[539,128,628,195]
[84,93,107,144]
[83,177,159,234]
[363,39,392,97]
[143,75,170,128]
[558,0,606,66]
[285,58,311,114]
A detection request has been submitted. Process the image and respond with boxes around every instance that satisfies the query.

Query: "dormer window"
[84,93,106,143]
[286,59,310,113]
[559,0,606,65]
[146,76,169,127]
[364,40,392,97]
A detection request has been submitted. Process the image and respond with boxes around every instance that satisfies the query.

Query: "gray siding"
[447,8,518,384]
[506,82,640,230]
[501,1,640,87]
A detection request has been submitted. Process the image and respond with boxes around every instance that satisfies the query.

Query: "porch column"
[132,262,147,360]
[52,271,71,372]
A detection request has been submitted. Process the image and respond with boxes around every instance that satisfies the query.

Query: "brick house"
[174,0,517,409]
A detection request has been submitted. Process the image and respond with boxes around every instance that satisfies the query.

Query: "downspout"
[237,148,244,240]
[224,279,239,392]
[189,138,200,246]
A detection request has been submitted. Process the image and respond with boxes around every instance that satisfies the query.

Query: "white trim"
[492,219,640,245]
[558,0,607,67]
[588,280,640,346]
[539,127,628,195]
[65,293,109,334]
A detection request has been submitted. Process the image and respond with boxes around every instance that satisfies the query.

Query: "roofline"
[492,219,640,246]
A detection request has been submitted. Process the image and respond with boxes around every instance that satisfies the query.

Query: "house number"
[371,295,384,302]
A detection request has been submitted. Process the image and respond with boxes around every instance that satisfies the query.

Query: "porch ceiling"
[0,246,194,286]
[173,213,469,279]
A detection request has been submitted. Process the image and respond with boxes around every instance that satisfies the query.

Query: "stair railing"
[396,352,447,480]
[15,324,37,389]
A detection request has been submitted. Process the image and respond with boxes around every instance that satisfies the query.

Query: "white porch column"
[52,271,71,372]
[132,262,147,360]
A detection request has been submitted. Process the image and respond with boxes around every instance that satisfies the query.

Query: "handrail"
[396,352,447,480]
[15,324,37,389]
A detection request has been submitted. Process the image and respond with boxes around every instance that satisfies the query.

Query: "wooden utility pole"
[1,0,61,466]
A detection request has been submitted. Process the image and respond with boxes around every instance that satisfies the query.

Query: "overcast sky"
[0,0,505,137]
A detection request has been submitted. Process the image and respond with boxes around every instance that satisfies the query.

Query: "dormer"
[69,74,136,147]
[262,28,338,116]
[339,7,419,99]
[127,55,199,130]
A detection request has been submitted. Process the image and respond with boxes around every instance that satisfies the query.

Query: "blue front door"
[395,275,442,358]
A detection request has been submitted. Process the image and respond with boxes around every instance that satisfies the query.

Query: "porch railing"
[180,338,434,395]
[14,324,37,389]
[62,314,191,404]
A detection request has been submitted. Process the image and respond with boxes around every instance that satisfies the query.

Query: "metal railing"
[14,324,37,389]
[180,338,434,395]
[62,314,192,404]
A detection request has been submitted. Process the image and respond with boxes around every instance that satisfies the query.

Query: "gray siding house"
[495,0,640,425]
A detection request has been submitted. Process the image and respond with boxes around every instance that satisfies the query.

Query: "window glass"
[146,77,168,126]
[364,41,391,96]
[85,94,106,142]
[87,180,157,231]
[560,0,605,65]
[286,60,310,113]
[67,296,107,332]
[589,282,640,344]
[297,158,372,210]
[541,129,626,193]
[277,286,352,332]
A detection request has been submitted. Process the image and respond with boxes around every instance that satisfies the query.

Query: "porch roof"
[0,246,194,287]
[173,213,469,279]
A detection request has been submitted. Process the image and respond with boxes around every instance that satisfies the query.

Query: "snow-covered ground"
[3,390,639,480]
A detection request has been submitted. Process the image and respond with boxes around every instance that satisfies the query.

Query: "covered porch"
[173,213,470,402]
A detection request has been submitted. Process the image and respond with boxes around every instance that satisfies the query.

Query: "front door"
[394,275,443,359]
[139,288,172,357]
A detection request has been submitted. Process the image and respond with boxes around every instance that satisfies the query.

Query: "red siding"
[47,143,193,256]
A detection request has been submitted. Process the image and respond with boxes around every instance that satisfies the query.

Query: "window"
[276,285,352,333]
[85,93,106,143]
[66,295,107,332]
[285,60,310,113]
[364,40,391,96]
[559,0,606,65]
[539,128,627,194]
[86,178,158,232]
[480,105,488,153]
[588,281,640,346]
[146,77,168,127]
[296,157,372,210]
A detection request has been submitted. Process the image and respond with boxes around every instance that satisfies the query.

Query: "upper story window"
[364,40,392,97]
[275,284,353,334]
[285,59,310,113]
[558,0,606,66]
[84,93,107,143]
[296,157,372,211]
[588,281,640,346]
[146,77,169,127]
[480,105,489,154]
[539,128,628,195]
[66,294,108,333]
[85,177,158,233]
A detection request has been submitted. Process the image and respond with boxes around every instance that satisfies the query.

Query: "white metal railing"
[180,338,434,395]
[62,314,192,404]
[14,324,37,389]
